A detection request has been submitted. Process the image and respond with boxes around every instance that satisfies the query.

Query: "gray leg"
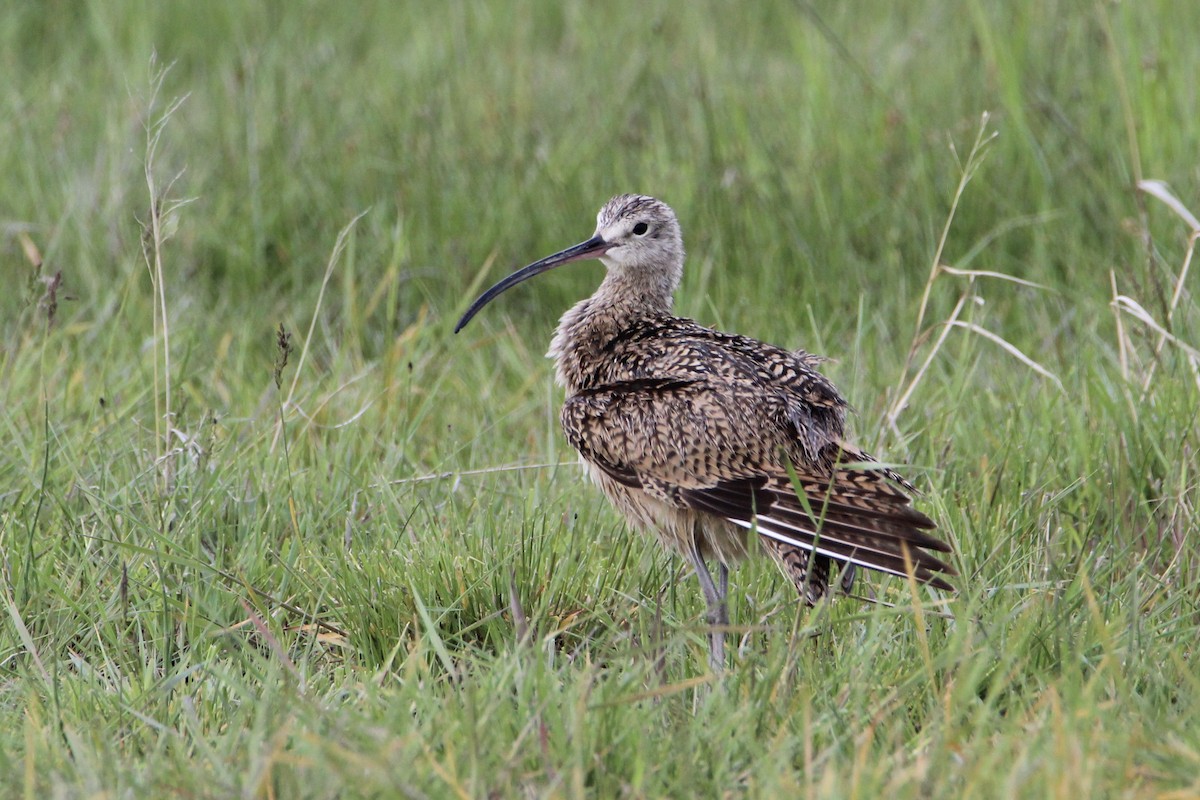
[685,544,727,672]
[716,562,731,664]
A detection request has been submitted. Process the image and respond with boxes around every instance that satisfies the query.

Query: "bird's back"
[556,312,847,461]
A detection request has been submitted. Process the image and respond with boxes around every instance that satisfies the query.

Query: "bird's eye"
[632,222,649,236]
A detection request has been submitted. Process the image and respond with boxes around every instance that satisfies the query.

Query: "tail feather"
[681,468,956,599]
[746,517,955,591]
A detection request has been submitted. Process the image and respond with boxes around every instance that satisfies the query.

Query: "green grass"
[3,0,1199,796]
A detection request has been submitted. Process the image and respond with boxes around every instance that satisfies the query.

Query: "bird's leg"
[718,561,729,603]
[716,561,731,662]
[685,543,727,672]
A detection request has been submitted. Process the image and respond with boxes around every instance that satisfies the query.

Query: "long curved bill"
[454,235,610,333]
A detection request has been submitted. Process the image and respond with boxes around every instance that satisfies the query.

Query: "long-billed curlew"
[455,194,955,670]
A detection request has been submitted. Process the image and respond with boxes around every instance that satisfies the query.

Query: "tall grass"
[2,1,1198,796]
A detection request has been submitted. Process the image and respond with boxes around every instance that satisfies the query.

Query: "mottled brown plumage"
[455,194,955,670]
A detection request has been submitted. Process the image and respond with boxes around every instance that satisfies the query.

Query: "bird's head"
[454,194,685,333]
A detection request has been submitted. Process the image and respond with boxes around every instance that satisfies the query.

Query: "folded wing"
[561,376,955,593]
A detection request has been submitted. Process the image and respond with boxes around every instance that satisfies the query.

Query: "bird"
[454,194,955,671]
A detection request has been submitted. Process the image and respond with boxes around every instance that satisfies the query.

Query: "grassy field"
[3,1,1199,796]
